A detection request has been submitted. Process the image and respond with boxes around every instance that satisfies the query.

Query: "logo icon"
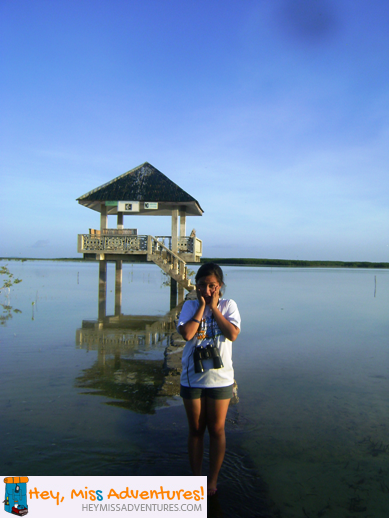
[3,478,29,515]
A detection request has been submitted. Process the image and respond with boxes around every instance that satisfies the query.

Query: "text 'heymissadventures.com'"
[82,503,203,512]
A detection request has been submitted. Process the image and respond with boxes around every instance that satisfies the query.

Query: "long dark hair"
[195,262,225,295]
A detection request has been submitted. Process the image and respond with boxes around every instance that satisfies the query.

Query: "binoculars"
[193,344,224,373]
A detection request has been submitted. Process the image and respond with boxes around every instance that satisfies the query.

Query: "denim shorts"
[180,384,233,400]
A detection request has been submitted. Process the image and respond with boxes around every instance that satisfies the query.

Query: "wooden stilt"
[170,278,178,309]
[98,260,107,320]
[115,260,122,316]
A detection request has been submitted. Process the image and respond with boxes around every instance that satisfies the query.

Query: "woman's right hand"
[196,287,206,307]
[178,296,205,341]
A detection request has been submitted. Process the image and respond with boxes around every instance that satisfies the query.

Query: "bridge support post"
[117,212,124,229]
[178,285,185,304]
[115,260,122,316]
[98,260,107,320]
[171,209,178,253]
[170,278,178,309]
[100,203,108,231]
[180,210,186,237]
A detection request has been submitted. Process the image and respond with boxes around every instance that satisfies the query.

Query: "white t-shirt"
[177,299,241,388]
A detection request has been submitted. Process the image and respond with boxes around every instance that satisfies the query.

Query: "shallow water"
[1,261,389,517]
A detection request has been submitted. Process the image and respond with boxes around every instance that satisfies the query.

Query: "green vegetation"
[1,265,22,326]
[0,265,22,292]
[201,258,389,269]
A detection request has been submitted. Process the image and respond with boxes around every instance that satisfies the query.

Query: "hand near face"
[196,274,221,308]
[197,287,206,307]
[209,285,220,310]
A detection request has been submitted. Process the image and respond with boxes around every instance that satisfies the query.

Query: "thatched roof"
[77,162,203,216]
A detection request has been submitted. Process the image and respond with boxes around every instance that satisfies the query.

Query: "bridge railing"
[78,234,148,253]
[147,235,188,280]
[78,232,202,260]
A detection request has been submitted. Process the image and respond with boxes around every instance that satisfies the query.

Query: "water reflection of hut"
[75,302,185,414]
[75,356,165,414]
[76,313,179,359]
[76,162,203,307]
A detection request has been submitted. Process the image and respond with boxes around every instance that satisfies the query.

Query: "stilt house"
[77,162,203,291]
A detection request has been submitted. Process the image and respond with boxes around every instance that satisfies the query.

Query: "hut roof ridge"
[76,162,152,201]
[76,162,203,215]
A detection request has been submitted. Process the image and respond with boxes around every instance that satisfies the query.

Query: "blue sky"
[1,0,388,261]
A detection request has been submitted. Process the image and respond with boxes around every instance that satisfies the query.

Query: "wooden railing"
[147,236,194,290]
[154,235,198,254]
[78,234,148,253]
[147,235,188,280]
[78,233,202,259]
[89,228,137,236]
[77,232,197,290]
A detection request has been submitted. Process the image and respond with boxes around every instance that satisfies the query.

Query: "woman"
[177,263,241,496]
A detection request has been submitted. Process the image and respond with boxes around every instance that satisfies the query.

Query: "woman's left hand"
[209,285,220,310]
[209,289,240,342]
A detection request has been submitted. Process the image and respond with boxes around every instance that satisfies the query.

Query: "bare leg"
[183,397,207,476]
[206,398,231,492]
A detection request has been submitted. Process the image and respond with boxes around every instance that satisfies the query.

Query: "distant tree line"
[201,258,389,269]
[1,257,388,269]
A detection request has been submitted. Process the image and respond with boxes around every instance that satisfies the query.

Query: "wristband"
[191,318,201,323]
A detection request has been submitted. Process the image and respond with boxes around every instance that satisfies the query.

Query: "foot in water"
[207,487,218,497]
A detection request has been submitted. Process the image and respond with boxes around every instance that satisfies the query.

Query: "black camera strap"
[187,301,220,387]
